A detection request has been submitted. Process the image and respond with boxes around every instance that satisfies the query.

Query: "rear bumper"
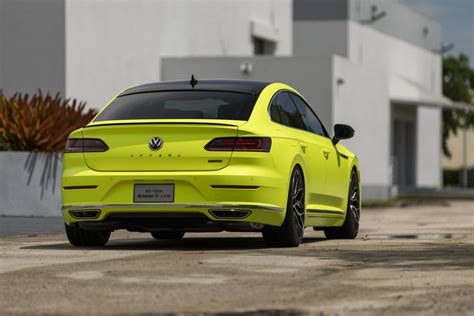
[62,203,284,228]
[62,163,289,227]
[63,203,282,212]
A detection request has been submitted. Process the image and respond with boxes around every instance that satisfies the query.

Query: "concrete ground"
[0,201,472,315]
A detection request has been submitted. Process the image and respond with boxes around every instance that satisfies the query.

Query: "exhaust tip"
[69,209,101,219]
[209,209,251,219]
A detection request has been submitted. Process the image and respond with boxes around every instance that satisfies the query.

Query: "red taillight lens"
[205,137,271,152]
[65,138,109,153]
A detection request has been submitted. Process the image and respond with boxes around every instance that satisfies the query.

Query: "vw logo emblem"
[148,137,163,151]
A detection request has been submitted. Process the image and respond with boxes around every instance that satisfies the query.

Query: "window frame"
[268,90,330,138]
[93,90,258,122]
[287,92,330,138]
[268,91,307,130]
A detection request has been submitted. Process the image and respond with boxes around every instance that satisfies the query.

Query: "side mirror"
[332,124,354,145]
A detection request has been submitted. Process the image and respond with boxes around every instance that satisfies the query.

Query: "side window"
[270,92,307,130]
[289,93,327,137]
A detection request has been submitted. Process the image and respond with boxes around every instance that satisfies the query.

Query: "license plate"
[134,184,174,203]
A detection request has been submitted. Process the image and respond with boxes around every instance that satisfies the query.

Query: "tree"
[442,54,474,157]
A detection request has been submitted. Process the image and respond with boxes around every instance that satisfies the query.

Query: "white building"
[0,0,454,200]
[0,0,292,107]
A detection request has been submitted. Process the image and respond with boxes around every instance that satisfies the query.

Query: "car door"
[270,91,331,210]
[288,93,347,211]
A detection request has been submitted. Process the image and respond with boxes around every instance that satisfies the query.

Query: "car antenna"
[190,74,198,88]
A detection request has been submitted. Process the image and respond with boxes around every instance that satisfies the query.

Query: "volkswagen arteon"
[62,79,360,247]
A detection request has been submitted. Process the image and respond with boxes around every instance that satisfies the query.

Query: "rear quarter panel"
[235,83,308,213]
[241,83,361,226]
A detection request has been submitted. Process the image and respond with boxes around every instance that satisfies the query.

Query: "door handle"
[300,143,308,153]
[322,149,331,159]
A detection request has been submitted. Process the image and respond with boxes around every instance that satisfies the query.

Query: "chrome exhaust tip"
[69,209,101,219]
[209,209,252,219]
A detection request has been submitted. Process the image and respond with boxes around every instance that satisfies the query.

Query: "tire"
[262,166,305,247]
[151,231,185,240]
[324,169,360,239]
[64,223,110,247]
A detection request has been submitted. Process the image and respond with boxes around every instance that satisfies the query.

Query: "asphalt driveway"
[0,201,472,315]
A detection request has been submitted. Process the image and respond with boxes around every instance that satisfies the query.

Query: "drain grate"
[363,233,453,240]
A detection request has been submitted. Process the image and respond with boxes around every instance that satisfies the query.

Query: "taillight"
[65,138,109,153]
[205,137,271,152]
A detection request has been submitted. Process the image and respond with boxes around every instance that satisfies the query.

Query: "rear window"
[94,91,258,121]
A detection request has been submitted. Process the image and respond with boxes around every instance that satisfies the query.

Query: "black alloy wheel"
[262,166,305,247]
[291,167,306,240]
[65,223,111,247]
[324,169,360,239]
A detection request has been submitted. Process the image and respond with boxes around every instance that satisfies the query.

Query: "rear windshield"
[94,91,258,121]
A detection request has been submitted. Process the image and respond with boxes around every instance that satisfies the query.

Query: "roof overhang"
[389,74,453,108]
[451,102,474,112]
[250,19,279,42]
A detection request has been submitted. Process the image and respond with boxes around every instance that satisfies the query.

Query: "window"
[270,92,306,130]
[253,36,276,55]
[94,91,258,121]
[289,93,328,137]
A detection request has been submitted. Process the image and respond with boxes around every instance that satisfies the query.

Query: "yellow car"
[62,79,360,247]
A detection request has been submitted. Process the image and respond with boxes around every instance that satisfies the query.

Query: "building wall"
[0,0,65,96]
[161,56,334,129]
[346,21,442,190]
[332,55,391,200]
[348,0,441,53]
[294,0,349,21]
[292,0,441,63]
[347,21,441,95]
[0,152,62,217]
[65,0,292,109]
[293,0,441,54]
[293,21,348,60]
[292,0,349,62]
[0,0,3,90]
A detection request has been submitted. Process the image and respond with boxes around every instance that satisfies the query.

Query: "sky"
[403,0,474,66]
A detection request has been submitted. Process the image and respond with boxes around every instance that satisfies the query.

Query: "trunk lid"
[83,120,244,171]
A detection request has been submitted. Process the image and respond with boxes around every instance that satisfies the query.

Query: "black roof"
[120,79,272,96]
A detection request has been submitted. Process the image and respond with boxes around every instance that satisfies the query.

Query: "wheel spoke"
[290,169,305,237]
[350,189,358,201]
[349,173,355,188]
[293,200,304,215]
[294,185,303,198]
[348,171,360,226]
[293,175,301,195]
[295,209,305,232]
[291,174,297,194]
[350,204,359,222]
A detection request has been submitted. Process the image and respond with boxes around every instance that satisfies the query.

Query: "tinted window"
[270,92,306,130]
[94,91,258,121]
[289,93,327,136]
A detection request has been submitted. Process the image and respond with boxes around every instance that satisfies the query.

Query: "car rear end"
[61,84,287,234]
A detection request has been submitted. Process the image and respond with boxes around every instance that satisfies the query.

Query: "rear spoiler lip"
[85,120,245,128]
[120,89,261,97]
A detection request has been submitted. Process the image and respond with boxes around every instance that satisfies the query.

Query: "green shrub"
[0,91,97,152]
